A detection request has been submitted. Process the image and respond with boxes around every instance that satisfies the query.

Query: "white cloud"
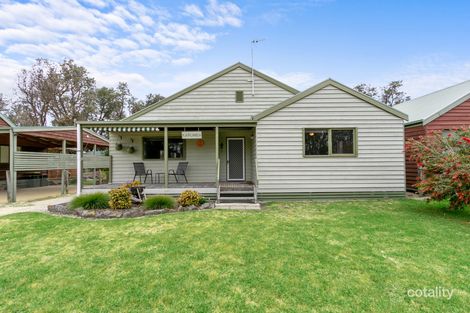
[154,23,215,51]
[184,0,242,27]
[0,55,25,97]
[383,55,470,98]
[264,70,318,91]
[80,0,109,9]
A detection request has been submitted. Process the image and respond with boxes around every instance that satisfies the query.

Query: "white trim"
[226,137,245,181]
[76,124,82,195]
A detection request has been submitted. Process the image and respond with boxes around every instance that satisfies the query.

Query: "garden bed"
[47,201,215,219]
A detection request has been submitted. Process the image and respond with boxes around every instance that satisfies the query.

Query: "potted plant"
[122,180,145,200]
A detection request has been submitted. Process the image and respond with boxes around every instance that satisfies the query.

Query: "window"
[235,90,244,103]
[143,138,185,160]
[304,129,329,155]
[304,128,356,156]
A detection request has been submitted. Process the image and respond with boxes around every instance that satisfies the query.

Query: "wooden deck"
[83,181,255,201]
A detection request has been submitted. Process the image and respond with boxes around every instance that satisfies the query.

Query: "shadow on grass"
[397,199,470,225]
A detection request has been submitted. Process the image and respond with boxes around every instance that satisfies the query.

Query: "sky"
[0,0,470,100]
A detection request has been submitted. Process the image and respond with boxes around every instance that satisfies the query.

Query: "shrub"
[198,197,207,205]
[69,192,110,210]
[108,187,132,210]
[406,127,470,210]
[122,180,141,188]
[144,195,176,210]
[177,190,202,207]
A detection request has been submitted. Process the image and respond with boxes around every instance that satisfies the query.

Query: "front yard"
[0,199,469,312]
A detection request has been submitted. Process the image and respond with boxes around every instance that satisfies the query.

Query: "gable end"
[254,79,408,121]
[124,62,299,121]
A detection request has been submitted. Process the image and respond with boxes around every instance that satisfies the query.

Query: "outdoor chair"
[133,162,153,183]
[156,162,189,183]
[170,162,189,183]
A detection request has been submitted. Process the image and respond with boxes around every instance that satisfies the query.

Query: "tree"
[49,59,96,125]
[406,128,470,210]
[353,83,378,99]
[381,81,411,107]
[11,58,96,126]
[128,92,165,114]
[91,83,129,121]
[354,80,410,107]
[12,58,55,126]
[0,94,9,113]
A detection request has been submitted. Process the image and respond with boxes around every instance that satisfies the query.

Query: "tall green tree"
[354,80,410,106]
[381,81,411,107]
[91,83,130,121]
[11,58,55,125]
[49,59,96,125]
[128,92,165,114]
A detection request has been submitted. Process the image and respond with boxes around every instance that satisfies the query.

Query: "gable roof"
[394,80,470,125]
[0,113,16,128]
[254,79,408,120]
[124,62,299,121]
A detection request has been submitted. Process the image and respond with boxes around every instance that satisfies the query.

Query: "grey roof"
[394,80,470,125]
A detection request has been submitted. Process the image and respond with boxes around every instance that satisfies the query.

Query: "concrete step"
[219,196,255,201]
[219,190,254,195]
[215,203,260,210]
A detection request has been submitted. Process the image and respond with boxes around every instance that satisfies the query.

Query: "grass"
[144,195,177,210]
[69,192,110,210]
[0,199,469,312]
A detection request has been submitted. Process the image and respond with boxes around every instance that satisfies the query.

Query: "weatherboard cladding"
[404,124,425,189]
[404,99,470,189]
[109,129,254,184]
[132,67,295,121]
[424,99,470,132]
[394,80,470,124]
[255,85,406,194]
[110,131,216,183]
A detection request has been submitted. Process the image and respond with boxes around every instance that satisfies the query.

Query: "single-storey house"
[78,62,408,201]
[394,80,470,190]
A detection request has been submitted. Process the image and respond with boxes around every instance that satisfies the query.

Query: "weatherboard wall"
[424,99,470,132]
[255,85,406,194]
[109,129,254,183]
[132,68,295,121]
[404,98,470,190]
[404,124,425,190]
[109,131,217,183]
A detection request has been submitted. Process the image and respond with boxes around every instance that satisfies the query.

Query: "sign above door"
[182,131,202,139]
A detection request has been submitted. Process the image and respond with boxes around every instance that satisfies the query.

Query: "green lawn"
[0,200,469,312]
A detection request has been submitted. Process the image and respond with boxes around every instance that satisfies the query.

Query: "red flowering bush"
[406,127,470,210]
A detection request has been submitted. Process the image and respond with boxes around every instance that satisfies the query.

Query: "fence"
[13,152,110,171]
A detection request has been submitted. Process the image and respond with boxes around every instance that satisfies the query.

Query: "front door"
[227,138,245,181]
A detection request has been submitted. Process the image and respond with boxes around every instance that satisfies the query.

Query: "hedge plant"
[177,190,203,207]
[69,192,110,210]
[108,187,132,210]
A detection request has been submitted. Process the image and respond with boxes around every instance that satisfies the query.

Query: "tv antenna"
[251,39,265,95]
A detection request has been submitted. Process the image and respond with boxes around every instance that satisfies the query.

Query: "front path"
[0,195,73,217]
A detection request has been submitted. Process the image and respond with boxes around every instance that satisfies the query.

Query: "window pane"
[305,129,328,155]
[332,130,354,154]
[143,138,163,159]
[143,138,184,159]
[168,139,184,159]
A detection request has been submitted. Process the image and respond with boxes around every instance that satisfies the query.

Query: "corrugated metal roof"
[394,80,470,124]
